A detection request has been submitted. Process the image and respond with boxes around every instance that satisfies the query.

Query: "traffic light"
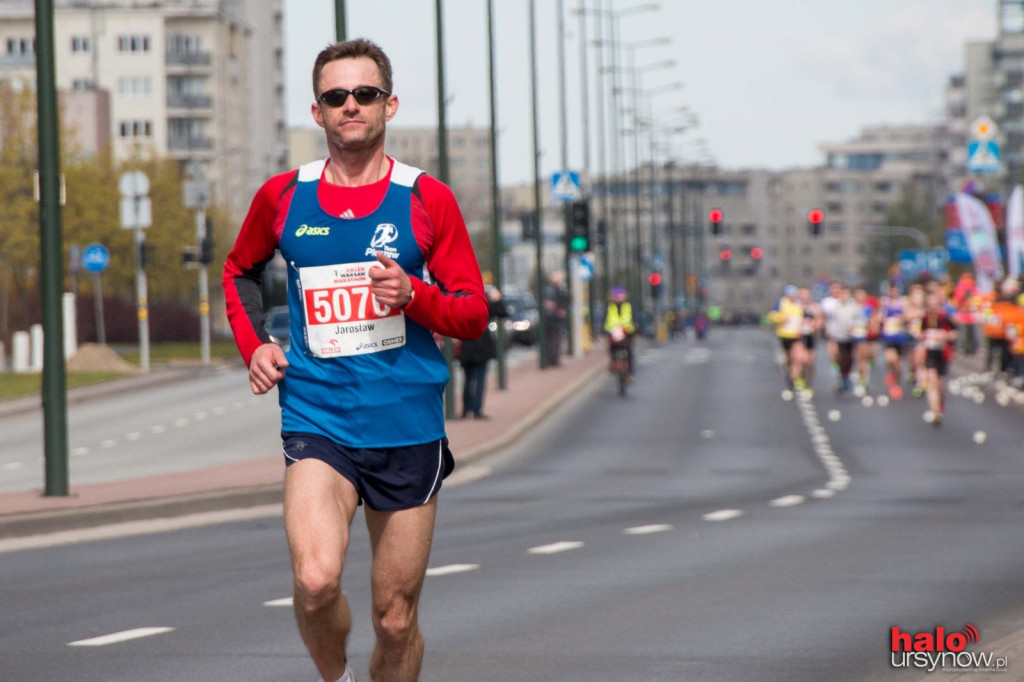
[808,208,824,237]
[750,247,763,261]
[719,248,732,262]
[568,200,591,252]
[182,245,200,267]
[200,235,215,264]
[139,241,155,268]
[709,208,723,235]
[648,271,663,299]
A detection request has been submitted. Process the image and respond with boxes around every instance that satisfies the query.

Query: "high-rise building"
[0,0,286,220]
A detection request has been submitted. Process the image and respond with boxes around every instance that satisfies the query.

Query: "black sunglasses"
[318,86,391,107]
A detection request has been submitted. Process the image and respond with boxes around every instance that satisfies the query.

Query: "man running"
[223,39,488,682]
[878,284,909,400]
[798,286,822,394]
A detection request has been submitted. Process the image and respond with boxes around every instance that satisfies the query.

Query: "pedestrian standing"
[222,38,488,682]
[543,270,568,367]
[459,286,507,419]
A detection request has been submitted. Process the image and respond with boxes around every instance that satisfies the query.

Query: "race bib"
[297,261,406,358]
[883,318,903,336]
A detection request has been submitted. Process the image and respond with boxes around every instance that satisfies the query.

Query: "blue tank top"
[276,160,449,448]
[880,298,907,344]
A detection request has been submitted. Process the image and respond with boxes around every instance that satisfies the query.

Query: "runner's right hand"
[249,343,289,394]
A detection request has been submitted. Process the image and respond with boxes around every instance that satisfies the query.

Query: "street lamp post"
[529,0,547,369]
[487,0,507,389]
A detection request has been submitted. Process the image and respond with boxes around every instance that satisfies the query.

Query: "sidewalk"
[0,348,609,538]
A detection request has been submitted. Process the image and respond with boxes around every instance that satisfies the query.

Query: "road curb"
[0,352,610,540]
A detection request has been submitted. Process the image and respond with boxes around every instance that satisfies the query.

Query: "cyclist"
[604,286,636,377]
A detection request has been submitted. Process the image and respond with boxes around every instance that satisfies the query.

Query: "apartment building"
[943,0,1024,192]
[0,0,286,221]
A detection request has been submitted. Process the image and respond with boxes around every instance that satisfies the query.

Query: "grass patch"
[1,341,243,402]
[118,340,240,364]
[0,372,127,402]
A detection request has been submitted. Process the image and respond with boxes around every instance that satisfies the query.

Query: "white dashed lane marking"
[769,495,805,507]
[703,509,744,521]
[426,563,481,577]
[528,541,584,555]
[68,627,174,647]
[263,597,293,607]
[624,524,673,535]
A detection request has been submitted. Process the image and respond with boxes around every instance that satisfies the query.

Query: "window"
[7,37,34,55]
[118,77,152,97]
[827,243,843,254]
[118,35,151,53]
[741,223,757,235]
[71,78,95,90]
[168,34,202,55]
[119,120,153,138]
[70,36,91,53]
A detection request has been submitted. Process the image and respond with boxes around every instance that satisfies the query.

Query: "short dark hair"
[312,38,393,99]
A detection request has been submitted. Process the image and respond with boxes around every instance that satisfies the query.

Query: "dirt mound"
[66,343,138,373]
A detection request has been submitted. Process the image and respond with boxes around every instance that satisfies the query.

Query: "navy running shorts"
[281,433,455,511]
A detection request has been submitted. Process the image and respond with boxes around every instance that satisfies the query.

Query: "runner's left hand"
[370,252,413,308]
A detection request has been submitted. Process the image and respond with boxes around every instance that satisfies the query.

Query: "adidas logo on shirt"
[339,209,355,219]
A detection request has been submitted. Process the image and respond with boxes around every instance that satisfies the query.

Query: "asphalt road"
[2,327,1023,681]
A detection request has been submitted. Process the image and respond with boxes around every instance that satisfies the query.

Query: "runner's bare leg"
[285,458,360,682]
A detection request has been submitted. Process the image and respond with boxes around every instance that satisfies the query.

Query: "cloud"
[801,3,993,101]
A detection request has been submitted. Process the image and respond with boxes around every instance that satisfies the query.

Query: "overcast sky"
[283,0,994,185]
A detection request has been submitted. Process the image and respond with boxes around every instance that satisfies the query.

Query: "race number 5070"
[306,285,391,325]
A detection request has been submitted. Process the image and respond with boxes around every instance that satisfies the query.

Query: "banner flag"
[954,192,1004,293]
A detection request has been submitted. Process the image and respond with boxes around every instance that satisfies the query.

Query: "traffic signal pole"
[36,0,69,496]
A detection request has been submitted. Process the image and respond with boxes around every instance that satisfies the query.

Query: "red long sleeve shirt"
[223,157,488,365]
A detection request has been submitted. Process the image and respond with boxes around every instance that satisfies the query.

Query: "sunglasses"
[317,86,391,107]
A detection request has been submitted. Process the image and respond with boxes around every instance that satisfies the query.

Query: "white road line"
[426,563,481,577]
[769,495,805,507]
[702,509,744,521]
[213,406,227,416]
[124,432,142,441]
[624,524,673,535]
[70,447,89,457]
[528,541,584,555]
[812,489,836,499]
[100,439,117,448]
[193,412,208,421]
[150,425,167,434]
[2,462,24,472]
[172,418,189,428]
[68,627,174,647]
[263,597,293,607]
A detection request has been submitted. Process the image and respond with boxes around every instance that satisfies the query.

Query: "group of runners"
[770,279,957,426]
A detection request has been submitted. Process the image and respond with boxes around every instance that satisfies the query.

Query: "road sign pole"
[196,207,210,365]
[93,272,105,345]
[135,218,149,372]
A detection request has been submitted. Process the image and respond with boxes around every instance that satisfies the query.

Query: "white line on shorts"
[68,627,174,647]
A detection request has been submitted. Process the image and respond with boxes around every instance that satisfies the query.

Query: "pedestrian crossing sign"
[967,140,1001,175]
[550,170,581,203]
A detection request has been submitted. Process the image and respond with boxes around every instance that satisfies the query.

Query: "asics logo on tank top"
[365,223,401,258]
[295,224,331,237]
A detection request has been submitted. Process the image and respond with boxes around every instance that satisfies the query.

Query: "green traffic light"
[569,235,589,252]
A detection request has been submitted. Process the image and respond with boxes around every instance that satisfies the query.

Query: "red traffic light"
[750,247,763,260]
[648,272,663,286]
[708,208,723,223]
[808,208,824,224]
[719,248,732,262]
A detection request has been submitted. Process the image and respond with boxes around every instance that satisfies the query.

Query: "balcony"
[168,135,213,151]
[167,92,212,110]
[166,50,211,67]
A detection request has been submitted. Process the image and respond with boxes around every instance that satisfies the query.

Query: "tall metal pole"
[487,0,507,390]
[593,3,610,309]
[556,0,575,357]
[579,0,598,338]
[334,0,346,41]
[35,0,69,496]
[435,0,456,416]
[530,0,547,369]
